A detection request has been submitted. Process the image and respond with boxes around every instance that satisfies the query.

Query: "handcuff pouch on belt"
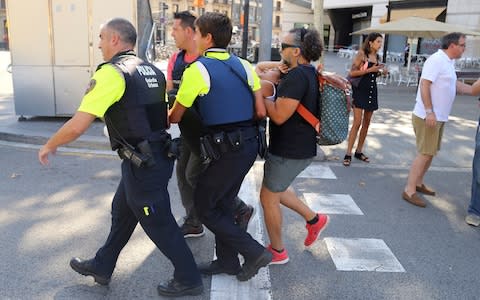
[117,140,156,168]
[199,130,244,164]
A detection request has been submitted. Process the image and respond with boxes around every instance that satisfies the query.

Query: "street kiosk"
[6,0,154,117]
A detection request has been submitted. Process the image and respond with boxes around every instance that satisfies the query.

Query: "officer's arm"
[166,79,174,92]
[169,101,187,123]
[39,111,96,165]
[166,54,176,92]
[264,96,299,125]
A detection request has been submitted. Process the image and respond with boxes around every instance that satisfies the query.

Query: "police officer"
[167,11,254,238]
[169,12,271,282]
[38,18,203,297]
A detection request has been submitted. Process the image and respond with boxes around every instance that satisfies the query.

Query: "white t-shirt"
[413,49,457,122]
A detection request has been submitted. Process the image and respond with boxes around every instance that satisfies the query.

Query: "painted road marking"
[303,193,364,215]
[210,161,272,300]
[325,238,405,272]
[298,164,337,179]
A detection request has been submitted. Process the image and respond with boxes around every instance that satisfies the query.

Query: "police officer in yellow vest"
[169,12,271,282]
[38,18,203,297]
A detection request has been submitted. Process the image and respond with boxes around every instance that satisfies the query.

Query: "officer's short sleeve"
[77,64,125,117]
[240,58,261,92]
[175,62,209,108]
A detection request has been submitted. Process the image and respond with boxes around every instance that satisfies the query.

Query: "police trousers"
[194,130,264,269]
[93,143,201,286]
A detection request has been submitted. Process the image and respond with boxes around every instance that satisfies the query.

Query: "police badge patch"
[85,79,96,95]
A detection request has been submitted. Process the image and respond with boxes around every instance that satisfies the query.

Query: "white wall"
[446,0,480,57]
[281,1,314,32]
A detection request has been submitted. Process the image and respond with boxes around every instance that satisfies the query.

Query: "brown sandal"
[343,155,352,167]
[354,152,369,163]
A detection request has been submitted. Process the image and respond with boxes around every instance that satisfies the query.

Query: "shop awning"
[380,7,446,24]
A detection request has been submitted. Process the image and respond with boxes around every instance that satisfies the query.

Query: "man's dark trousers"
[93,144,201,286]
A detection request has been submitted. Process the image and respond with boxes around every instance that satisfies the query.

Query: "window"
[276,1,281,11]
[275,16,280,27]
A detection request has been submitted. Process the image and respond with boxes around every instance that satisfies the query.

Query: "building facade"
[1,0,7,50]
[282,0,480,56]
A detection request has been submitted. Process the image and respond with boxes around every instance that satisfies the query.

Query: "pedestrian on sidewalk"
[166,11,254,239]
[465,79,480,226]
[260,27,329,265]
[38,18,203,297]
[343,32,387,167]
[404,43,410,67]
[169,12,271,282]
[403,32,472,208]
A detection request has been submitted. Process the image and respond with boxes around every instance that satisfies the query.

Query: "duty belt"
[199,126,258,164]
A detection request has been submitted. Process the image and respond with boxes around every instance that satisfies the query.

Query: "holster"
[117,140,156,168]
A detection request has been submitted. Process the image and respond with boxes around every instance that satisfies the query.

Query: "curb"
[0,131,111,151]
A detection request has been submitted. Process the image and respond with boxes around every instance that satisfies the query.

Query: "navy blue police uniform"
[176,49,269,278]
[79,51,201,288]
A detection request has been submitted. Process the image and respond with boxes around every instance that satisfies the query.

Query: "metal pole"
[241,0,250,58]
[382,2,390,63]
[258,0,272,61]
[313,0,324,65]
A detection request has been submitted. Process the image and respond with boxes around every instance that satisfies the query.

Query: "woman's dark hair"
[195,12,232,48]
[289,27,323,62]
[441,32,465,49]
[361,32,382,56]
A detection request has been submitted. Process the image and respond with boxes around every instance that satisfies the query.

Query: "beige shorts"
[412,113,445,156]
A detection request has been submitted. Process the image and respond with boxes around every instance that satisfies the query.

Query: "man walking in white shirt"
[403,32,472,207]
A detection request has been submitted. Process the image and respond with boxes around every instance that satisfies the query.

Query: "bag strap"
[295,67,321,133]
[297,103,320,133]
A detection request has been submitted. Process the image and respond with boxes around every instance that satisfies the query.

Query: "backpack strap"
[296,103,320,133]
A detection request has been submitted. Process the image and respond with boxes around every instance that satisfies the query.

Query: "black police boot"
[157,279,203,297]
[236,249,272,282]
[198,260,241,275]
[69,257,111,285]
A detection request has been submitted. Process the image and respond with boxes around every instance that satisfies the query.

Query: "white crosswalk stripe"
[297,164,337,179]
[210,161,272,300]
[304,193,364,215]
[325,238,406,272]
[297,164,405,273]
[210,162,406,300]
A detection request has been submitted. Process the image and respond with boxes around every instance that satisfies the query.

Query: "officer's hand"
[38,145,56,165]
